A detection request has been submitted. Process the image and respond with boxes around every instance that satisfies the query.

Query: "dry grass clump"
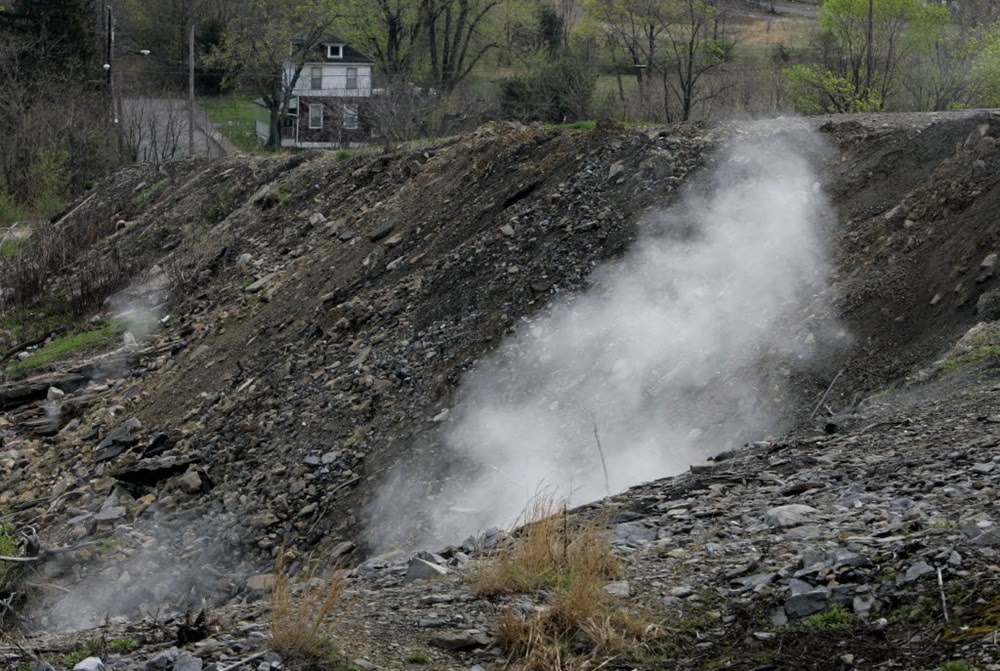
[269,551,347,671]
[472,498,619,598]
[473,498,660,670]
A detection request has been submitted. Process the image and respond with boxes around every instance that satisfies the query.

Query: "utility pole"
[104,3,113,120]
[865,0,874,93]
[188,21,195,156]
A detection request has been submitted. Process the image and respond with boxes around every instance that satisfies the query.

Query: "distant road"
[120,98,228,162]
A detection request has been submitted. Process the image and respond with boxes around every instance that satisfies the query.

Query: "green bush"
[785,65,882,114]
[24,148,71,214]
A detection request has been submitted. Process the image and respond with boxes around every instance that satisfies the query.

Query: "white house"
[256,36,375,148]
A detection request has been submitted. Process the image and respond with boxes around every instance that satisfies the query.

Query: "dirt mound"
[2,111,1000,636]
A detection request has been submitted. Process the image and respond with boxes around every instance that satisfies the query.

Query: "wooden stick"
[218,651,267,671]
[937,567,949,623]
[591,415,610,494]
[809,369,844,420]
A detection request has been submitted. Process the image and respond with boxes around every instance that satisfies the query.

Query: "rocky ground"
[2,110,1000,670]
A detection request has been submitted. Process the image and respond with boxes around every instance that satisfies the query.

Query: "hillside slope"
[1,111,1000,669]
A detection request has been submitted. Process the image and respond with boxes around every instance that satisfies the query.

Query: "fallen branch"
[218,651,267,671]
[809,369,844,421]
[937,567,949,623]
[0,329,65,366]
[0,539,99,564]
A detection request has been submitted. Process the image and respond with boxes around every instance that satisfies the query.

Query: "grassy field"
[200,96,266,153]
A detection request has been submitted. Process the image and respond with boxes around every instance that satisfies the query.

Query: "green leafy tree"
[793,0,950,112]
[121,0,235,93]
[967,24,1000,106]
[537,4,565,54]
[785,63,881,113]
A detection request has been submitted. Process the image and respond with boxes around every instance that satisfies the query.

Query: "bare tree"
[656,0,734,121]
[369,77,440,144]
[423,0,504,94]
[118,93,192,162]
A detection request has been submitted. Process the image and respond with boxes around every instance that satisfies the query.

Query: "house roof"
[291,35,374,65]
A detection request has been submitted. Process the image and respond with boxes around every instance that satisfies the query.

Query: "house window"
[346,67,358,90]
[309,104,324,129]
[343,104,359,130]
[310,66,322,90]
[326,44,343,59]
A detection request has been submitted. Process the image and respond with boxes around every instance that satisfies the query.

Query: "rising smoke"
[376,134,842,550]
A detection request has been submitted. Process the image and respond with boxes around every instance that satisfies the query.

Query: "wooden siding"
[290,65,373,97]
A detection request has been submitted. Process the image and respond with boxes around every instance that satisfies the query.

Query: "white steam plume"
[370,136,840,550]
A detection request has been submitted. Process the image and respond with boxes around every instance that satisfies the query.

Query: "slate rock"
[428,630,490,651]
[784,588,830,618]
[765,504,819,528]
[976,291,1000,320]
[145,648,179,671]
[970,528,1000,547]
[73,659,104,671]
[179,471,204,494]
[603,580,631,597]
[903,561,935,582]
[787,578,813,596]
[370,221,395,242]
[94,506,127,522]
[613,522,656,544]
[173,655,203,671]
[404,557,448,582]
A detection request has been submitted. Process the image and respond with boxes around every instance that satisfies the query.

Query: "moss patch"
[5,319,129,376]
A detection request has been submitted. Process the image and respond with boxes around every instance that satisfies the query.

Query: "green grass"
[5,319,129,376]
[802,604,856,629]
[131,178,169,209]
[62,642,101,666]
[937,662,973,671]
[405,653,430,664]
[0,237,24,258]
[545,120,599,131]
[200,96,267,153]
[109,637,140,653]
[0,524,20,587]
[940,344,1000,373]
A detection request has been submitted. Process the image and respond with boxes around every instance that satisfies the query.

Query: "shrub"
[474,498,658,669]
[501,58,597,124]
[471,499,618,598]
[24,148,71,215]
[802,604,856,629]
[937,662,973,671]
[269,551,347,671]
